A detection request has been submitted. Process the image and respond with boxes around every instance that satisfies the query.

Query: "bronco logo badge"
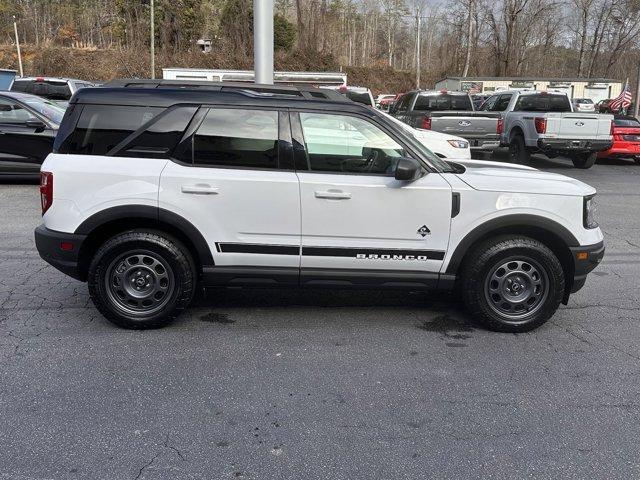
[417,225,431,237]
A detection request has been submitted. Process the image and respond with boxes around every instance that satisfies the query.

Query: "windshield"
[23,97,66,124]
[413,94,473,111]
[376,111,456,173]
[575,98,594,104]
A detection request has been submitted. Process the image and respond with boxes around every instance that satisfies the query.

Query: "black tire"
[88,230,196,329]
[570,152,597,169]
[634,156,640,165]
[460,236,565,333]
[508,134,531,164]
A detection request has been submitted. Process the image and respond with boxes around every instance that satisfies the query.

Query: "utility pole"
[253,0,274,84]
[415,11,421,89]
[150,0,155,79]
[13,16,23,78]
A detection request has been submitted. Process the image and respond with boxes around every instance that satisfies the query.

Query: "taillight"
[610,121,614,136]
[40,171,53,215]
[534,117,547,134]
[497,117,504,135]
[421,116,431,129]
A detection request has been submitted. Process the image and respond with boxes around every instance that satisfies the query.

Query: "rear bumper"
[597,142,640,158]
[569,241,605,294]
[468,137,501,150]
[34,225,87,281]
[537,138,613,152]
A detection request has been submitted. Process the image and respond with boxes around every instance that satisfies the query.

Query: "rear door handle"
[181,184,219,195]
[314,190,351,200]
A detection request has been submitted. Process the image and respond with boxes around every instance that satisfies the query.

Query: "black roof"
[71,80,369,112]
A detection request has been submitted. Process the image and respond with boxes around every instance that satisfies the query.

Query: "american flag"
[609,80,632,112]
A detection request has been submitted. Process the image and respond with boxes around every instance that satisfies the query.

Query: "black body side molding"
[74,205,214,265]
[445,214,580,275]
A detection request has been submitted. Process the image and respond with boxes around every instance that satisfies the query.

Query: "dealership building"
[434,77,622,103]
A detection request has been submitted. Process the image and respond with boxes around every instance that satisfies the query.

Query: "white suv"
[35,81,604,332]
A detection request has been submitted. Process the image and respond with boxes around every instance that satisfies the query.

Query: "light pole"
[415,12,421,89]
[253,0,274,84]
[150,0,155,79]
[13,16,23,78]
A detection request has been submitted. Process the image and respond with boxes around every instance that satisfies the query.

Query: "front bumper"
[569,241,605,294]
[34,225,87,281]
[537,138,613,153]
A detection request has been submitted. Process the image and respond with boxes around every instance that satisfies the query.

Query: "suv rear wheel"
[508,134,531,164]
[88,230,196,329]
[461,236,564,332]
[570,152,597,169]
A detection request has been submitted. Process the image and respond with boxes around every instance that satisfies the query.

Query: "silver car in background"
[572,98,596,113]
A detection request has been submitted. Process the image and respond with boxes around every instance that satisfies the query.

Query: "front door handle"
[314,189,352,200]
[181,184,219,195]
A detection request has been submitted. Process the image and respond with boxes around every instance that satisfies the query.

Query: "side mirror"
[394,157,422,181]
[25,119,46,132]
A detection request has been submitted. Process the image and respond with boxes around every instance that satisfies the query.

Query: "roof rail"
[101,79,350,102]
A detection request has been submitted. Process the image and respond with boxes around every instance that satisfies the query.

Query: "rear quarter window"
[57,105,163,155]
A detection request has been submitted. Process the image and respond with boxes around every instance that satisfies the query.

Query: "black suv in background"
[0,91,64,177]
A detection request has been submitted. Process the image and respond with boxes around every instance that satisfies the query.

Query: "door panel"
[297,172,452,273]
[159,107,300,273]
[160,163,301,269]
[294,110,452,276]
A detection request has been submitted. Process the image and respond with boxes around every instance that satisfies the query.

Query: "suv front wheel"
[461,236,565,332]
[88,230,196,329]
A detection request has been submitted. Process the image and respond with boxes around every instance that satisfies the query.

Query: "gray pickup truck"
[487,90,614,169]
[390,90,501,155]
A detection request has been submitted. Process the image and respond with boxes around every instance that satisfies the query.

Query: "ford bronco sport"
[35,81,604,332]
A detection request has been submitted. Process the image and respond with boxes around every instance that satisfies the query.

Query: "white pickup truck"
[486,90,614,168]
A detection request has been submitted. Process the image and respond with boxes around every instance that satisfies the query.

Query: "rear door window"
[192,108,279,169]
[413,94,473,111]
[491,94,512,111]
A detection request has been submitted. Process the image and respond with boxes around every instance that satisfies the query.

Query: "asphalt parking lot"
[0,155,639,480]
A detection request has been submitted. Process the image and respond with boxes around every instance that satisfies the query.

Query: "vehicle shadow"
[194,287,460,310]
[187,287,479,331]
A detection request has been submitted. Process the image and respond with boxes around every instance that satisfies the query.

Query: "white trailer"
[162,68,347,87]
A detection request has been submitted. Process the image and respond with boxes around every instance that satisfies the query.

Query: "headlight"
[583,194,598,229]
[447,139,469,148]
